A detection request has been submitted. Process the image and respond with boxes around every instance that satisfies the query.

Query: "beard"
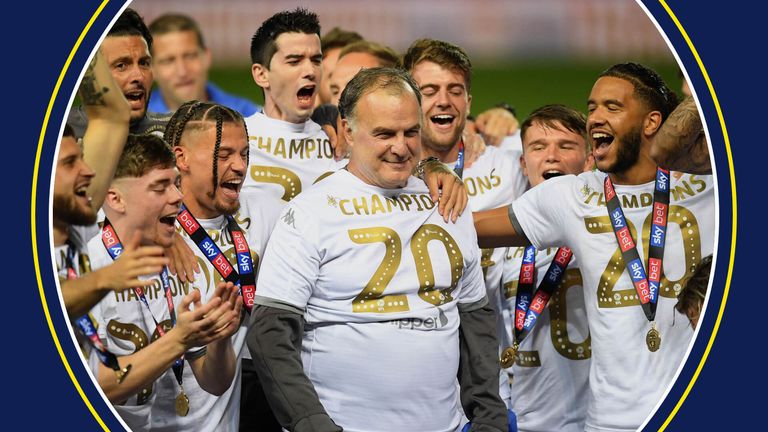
[208,189,241,216]
[600,126,642,174]
[53,193,96,226]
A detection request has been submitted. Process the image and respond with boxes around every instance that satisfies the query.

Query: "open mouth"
[159,214,176,227]
[591,131,614,152]
[220,178,243,196]
[297,85,315,105]
[125,89,145,102]
[430,114,455,127]
[542,171,565,180]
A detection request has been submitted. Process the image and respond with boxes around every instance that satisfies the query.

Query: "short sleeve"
[254,202,321,310]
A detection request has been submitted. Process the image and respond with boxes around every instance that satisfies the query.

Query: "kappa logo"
[282,208,297,229]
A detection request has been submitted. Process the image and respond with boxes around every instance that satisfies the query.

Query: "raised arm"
[650,97,711,174]
[473,206,530,248]
[80,49,131,211]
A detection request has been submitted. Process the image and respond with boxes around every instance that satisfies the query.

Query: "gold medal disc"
[500,345,518,368]
[175,391,190,417]
[646,326,661,352]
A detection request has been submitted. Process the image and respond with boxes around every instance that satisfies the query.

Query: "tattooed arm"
[80,49,131,211]
[650,97,711,174]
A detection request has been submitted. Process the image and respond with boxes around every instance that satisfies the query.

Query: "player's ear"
[519,153,529,180]
[252,63,269,89]
[341,118,355,149]
[105,184,126,214]
[643,110,663,137]
[174,146,189,172]
[466,93,473,117]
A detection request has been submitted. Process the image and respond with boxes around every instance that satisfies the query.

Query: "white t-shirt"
[256,170,487,432]
[511,171,715,431]
[87,233,203,432]
[498,131,529,194]
[54,224,99,279]
[149,189,284,432]
[243,112,345,202]
[502,247,590,432]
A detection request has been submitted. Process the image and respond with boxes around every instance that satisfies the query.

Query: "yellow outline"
[657,1,737,430]
[31,0,111,430]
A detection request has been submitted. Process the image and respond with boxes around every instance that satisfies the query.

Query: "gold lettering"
[621,194,639,209]
[671,181,695,201]
[477,175,493,195]
[322,139,333,158]
[399,194,412,211]
[465,177,477,196]
[339,199,354,216]
[274,138,287,158]
[690,175,706,193]
[370,195,386,215]
[256,136,271,153]
[289,138,304,158]
[352,197,369,215]
[411,194,424,211]
[419,194,436,210]
[640,193,653,207]
[305,139,316,159]
[490,168,501,187]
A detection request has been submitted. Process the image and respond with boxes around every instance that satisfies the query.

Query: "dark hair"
[250,8,320,67]
[321,27,363,57]
[63,123,76,139]
[403,38,472,92]
[149,13,205,50]
[600,62,679,122]
[338,67,421,125]
[338,40,401,68]
[521,104,590,153]
[676,254,712,327]
[165,101,248,193]
[108,8,153,52]
[114,134,176,179]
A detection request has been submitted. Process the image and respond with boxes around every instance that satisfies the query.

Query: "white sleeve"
[255,202,320,310]
[456,216,487,306]
[510,175,577,250]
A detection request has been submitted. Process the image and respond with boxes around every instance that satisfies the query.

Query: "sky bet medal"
[646,323,661,352]
[175,387,190,417]
[603,169,669,352]
[500,343,519,368]
[505,246,573,369]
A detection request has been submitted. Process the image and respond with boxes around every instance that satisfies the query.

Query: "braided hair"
[164,100,250,192]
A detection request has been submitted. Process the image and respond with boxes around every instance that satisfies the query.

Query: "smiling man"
[248,67,507,432]
[87,134,241,431]
[473,63,716,431]
[403,39,527,416]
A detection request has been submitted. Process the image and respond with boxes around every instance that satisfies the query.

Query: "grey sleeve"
[507,205,529,245]
[458,302,508,432]
[246,305,342,432]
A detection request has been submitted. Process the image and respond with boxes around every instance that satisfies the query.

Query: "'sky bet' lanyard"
[101,220,190,416]
[500,246,573,368]
[67,240,132,383]
[176,203,256,311]
[603,168,670,352]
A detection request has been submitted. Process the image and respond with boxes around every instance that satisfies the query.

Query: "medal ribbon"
[454,140,465,179]
[176,204,256,310]
[513,246,573,345]
[101,219,184,387]
[66,241,128,379]
[603,168,670,322]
